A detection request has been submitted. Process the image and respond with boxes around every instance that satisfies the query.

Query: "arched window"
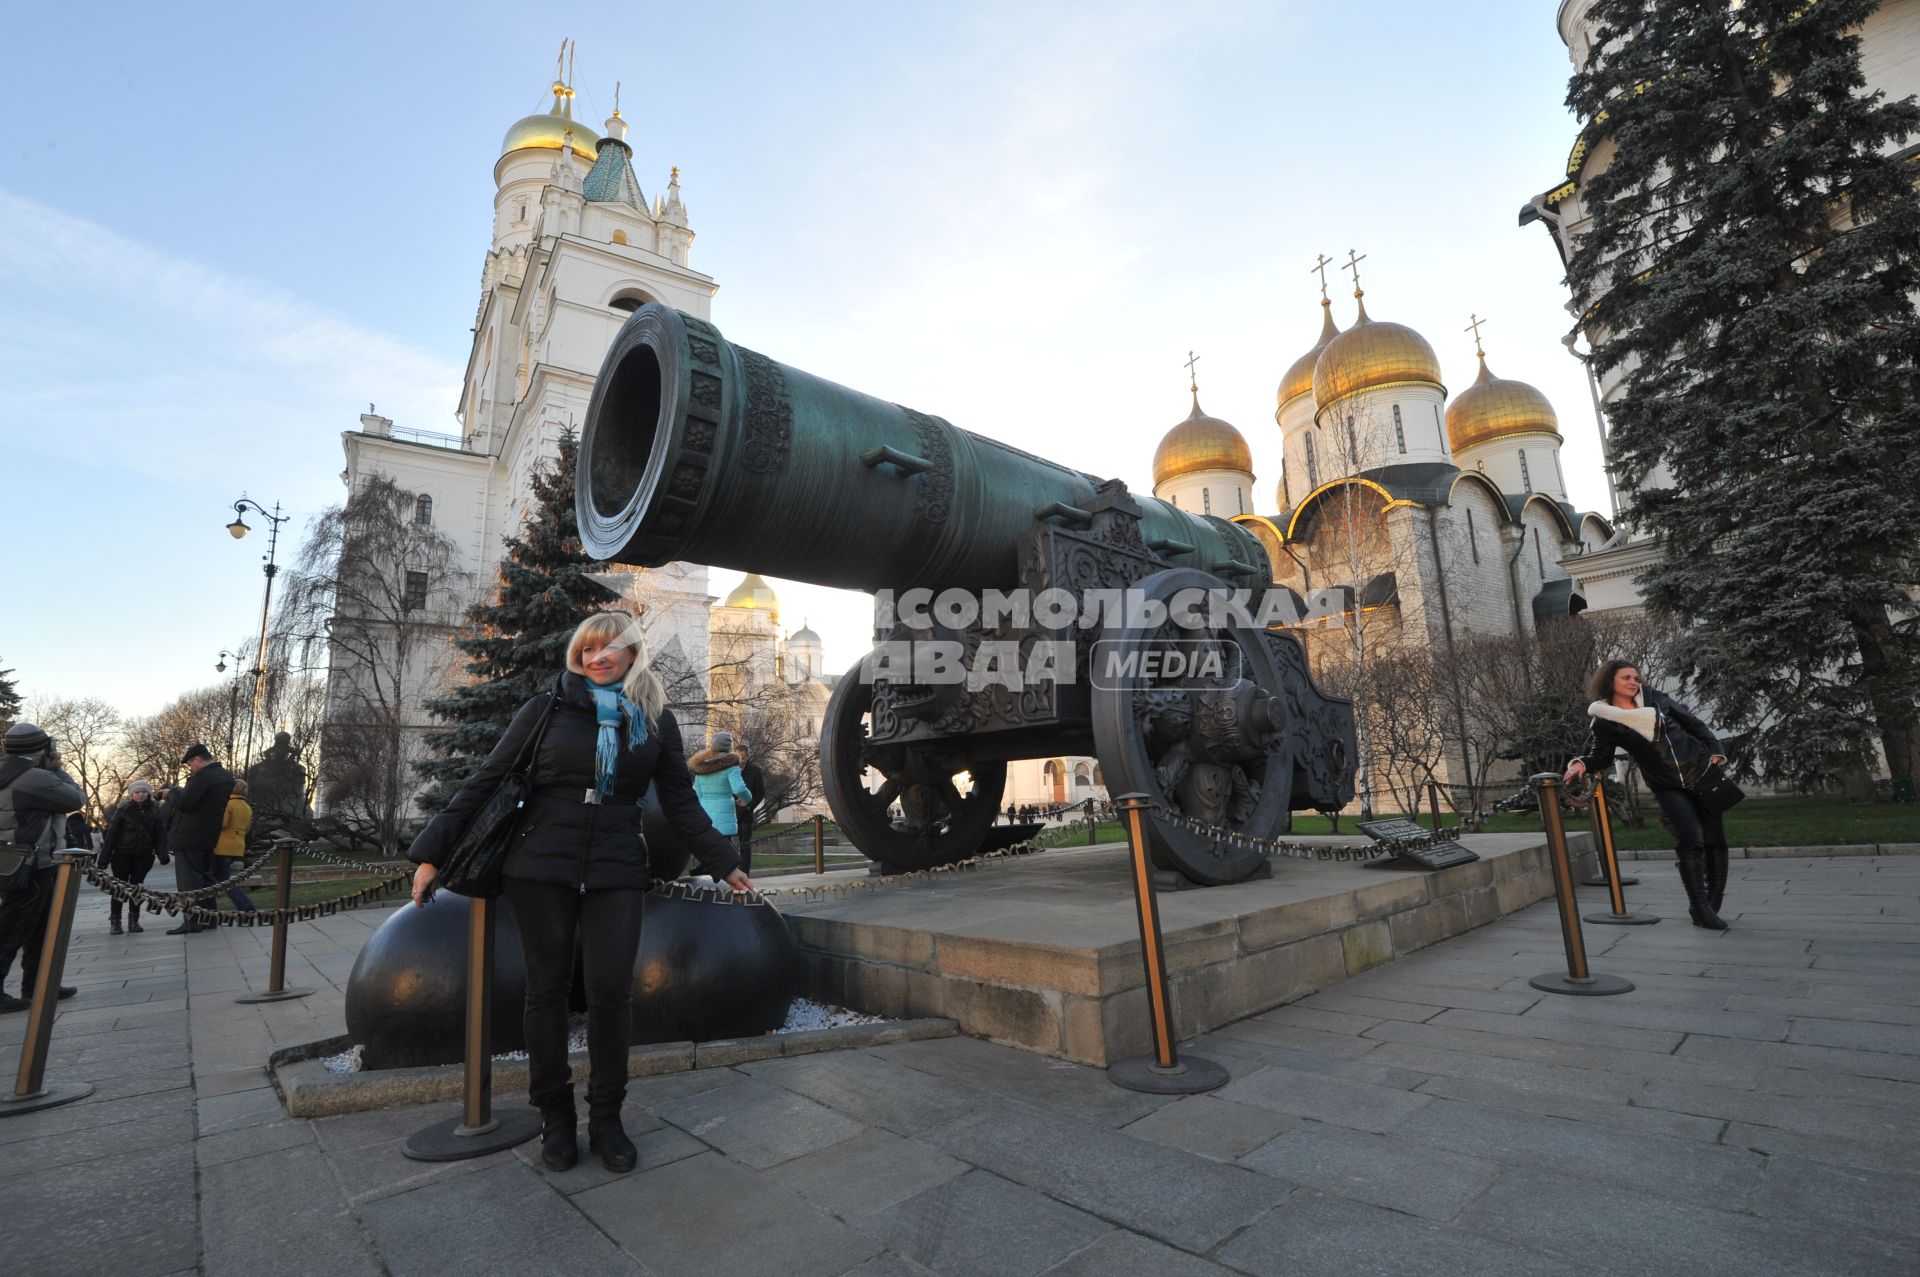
[1392,405,1406,453]
[608,289,651,313]
[414,494,433,526]
[1518,449,1533,494]
[1203,488,1212,515]
[1305,435,1319,488]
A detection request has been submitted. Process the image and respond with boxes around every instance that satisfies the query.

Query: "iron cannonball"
[631,887,796,1044]
[345,892,529,1070]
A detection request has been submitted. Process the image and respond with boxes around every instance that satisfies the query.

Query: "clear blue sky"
[2,0,1593,718]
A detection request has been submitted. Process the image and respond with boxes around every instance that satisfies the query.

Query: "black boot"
[1676,848,1728,931]
[1705,845,1730,916]
[588,1118,637,1173]
[539,1101,578,1171]
[128,909,143,934]
[110,917,123,935]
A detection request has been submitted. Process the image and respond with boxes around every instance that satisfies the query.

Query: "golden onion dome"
[1312,297,1444,405]
[501,81,600,162]
[1277,300,1341,414]
[1446,355,1560,453]
[723,572,779,620]
[1153,395,1254,486]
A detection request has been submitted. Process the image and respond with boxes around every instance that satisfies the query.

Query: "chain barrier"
[1160,788,1537,864]
[84,845,281,911]
[84,842,412,929]
[687,840,1052,907]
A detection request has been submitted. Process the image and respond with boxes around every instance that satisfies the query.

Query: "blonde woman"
[408,613,750,1174]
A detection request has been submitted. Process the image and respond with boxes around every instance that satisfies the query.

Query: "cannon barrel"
[578,304,1267,592]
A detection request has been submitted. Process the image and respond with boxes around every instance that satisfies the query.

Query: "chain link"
[1158,788,1535,863]
[84,841,411,929]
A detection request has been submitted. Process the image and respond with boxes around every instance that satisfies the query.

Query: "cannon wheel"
[820,655,1008,871]
[1091,567,1295,885]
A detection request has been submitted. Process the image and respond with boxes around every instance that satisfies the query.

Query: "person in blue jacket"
[689,731,752,842]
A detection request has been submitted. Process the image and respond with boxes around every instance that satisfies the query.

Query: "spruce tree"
[416,430,615,807]
[0,659,20,725]
[1566,0,1920,787]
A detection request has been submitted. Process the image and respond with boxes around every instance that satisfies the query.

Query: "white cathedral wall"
[1276,392,1315,508]
[1456,434,1567,501]
[1436,480,1523,638]
[1315,383,1451,475]
[1154,468,1253,518]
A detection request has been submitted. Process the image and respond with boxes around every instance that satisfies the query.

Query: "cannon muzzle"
[578,304,1266,592]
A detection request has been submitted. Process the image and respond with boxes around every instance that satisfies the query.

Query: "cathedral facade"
[329,60,831,815]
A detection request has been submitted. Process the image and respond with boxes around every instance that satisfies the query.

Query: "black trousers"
[0,866,58,993]
[109,853,156,922]
[1653,788,1727,851]
[735,822,754,874]
[503,878,644,1120]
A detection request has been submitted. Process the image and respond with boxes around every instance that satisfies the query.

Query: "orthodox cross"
[1308,253,1334,300]
[1465,313,1488,356]
[1342,249,1367,295]
[1184,350,1202,394]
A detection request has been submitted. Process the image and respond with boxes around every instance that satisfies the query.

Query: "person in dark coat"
[733,743,768,873]
[0,723,85,1012]
[409,612,750,1175]
[1565,661,1733,929]
[159,743,235,936]
[101,779,169,934]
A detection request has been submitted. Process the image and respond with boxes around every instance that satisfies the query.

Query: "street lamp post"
[215,651,245,760]
[227,496,289,773]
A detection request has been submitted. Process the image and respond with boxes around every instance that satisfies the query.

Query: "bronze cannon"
[578,304,1355,885]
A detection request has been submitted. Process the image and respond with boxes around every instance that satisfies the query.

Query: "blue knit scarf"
[587,681,648,797]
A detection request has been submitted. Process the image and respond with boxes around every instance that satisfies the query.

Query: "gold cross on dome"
[1342,249,1367,295]
[1465,312,1489,356]
[1308,253,1334,300]
[1184,350,1201,393]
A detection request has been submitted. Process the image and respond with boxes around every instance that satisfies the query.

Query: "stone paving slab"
[2,855,1918,1274]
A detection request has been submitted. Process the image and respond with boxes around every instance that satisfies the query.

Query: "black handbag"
[1690,765,1746,815]
[435,694,558,898]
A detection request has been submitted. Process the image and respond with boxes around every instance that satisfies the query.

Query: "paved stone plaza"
[3,851,1918,1276]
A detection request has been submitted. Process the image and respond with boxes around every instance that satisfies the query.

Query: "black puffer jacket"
[410,672,739,891]
[1575,688,1724,794]
[104,801,167,858]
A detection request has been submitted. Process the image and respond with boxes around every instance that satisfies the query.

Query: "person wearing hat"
[0,722,85,1012]
[101,780,170,935]
[157,743,234,936]
[689,731,753,848]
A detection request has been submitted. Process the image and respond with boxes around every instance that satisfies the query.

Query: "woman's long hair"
[566,612,667,728]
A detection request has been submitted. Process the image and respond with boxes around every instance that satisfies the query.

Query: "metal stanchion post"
[236,839,315,1003]
[1579,771,1639,888]
[1,851,96,1117]
[1528,775,1633,997]
[1106,794,1229,1094]
[1427,781,1444,834]
[812,814,826,876]
[405,895,541,1160]
[1087,813,1097,846]
[1583,776,1659,926]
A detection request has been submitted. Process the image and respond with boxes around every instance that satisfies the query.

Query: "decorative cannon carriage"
[578,305,1355,885]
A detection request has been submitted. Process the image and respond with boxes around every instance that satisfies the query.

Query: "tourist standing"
[690,731,753,850]
[160,743,235,936]
[1565,661,1733,929]
[408,613,749,1174]
[210,779,257,913]
[734,742,767,874]
[0,723,83,1012]
[101,779,169,934]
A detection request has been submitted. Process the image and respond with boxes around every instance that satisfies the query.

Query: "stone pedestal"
[786,833,1596,1067]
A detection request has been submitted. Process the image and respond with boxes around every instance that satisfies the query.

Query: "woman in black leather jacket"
[1564,660,1732,930]
[409,612,750,1173]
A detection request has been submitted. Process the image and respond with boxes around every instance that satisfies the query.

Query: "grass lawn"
[205,874,405,912]
[1289,795,1919,850]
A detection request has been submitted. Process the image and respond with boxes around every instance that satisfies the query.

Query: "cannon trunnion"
[579,304,1355,885]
